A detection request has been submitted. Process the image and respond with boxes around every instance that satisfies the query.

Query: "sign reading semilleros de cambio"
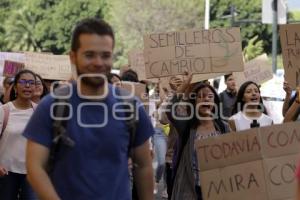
[143,28,244,79]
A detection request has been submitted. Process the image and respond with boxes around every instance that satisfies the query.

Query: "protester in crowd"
[107,72,122,87]
[121,69,139,82]
[150,85,168,197]
[229,81,273,131]
[31,73,49,103]
[0,69,37,199]
[166,72,230,200]
[283,86,300,122]
[219,73,237,119]
[23,18,154,200]
[0,77,14,104]
[158,76,184,199]
[213,78,220,91]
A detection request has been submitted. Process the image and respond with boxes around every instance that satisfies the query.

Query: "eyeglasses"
[18,79,35,86]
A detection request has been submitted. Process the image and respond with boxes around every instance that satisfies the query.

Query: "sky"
[288,0,300,11]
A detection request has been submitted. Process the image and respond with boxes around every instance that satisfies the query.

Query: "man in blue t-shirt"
[23,18,154,200]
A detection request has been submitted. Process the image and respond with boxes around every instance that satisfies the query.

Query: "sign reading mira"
[196,122,300,200]
[143,27,244,79]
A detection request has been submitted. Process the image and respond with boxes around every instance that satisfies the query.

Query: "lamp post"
[204,0,210,29]
[272,0,278,73]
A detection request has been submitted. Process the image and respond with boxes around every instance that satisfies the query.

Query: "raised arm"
[132,139,153,200]
[282,81,292,117]
[165,72,193,136]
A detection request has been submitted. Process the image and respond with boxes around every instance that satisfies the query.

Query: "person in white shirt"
[0,70,37,200]
[229,81,273,131]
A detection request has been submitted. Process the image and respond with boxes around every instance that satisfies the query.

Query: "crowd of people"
[0,18,299,200]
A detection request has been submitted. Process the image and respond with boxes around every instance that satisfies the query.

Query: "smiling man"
[23,18,154,200]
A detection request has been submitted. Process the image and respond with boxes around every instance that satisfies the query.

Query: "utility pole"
[272,0,278,73]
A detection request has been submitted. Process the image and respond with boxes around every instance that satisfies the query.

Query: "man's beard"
[77,68,111,88]
[81,75,106,87]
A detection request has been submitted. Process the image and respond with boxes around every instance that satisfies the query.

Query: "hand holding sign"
[176,71,193,94]
[283,81,292,95]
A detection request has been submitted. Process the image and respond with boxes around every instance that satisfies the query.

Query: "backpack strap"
[47,86,74,173]
[0,104,10,139]
[115,87,138,156]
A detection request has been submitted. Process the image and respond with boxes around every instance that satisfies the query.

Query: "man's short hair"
[71,18,115,52]
[224,73,233,82]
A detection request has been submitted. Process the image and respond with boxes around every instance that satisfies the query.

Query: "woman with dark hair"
[166,72,230,200]
[0,69,37,199]
[121,69,139,82]
[107,73,122,87]
[229,81,273,131]
[31,73,49,103]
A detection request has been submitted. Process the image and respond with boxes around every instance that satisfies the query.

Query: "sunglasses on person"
[17,79,36,86]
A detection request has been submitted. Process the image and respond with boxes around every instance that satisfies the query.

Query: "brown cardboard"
[121,81,148,102]
[233,54,273,87]
[279,24,300,89]
[196,129,262,171]
[24,52,72,80]
[263,154,298,200]
[259,122,300,158]
[191,73,224,83]
[3,60,24,77]
[144,57,212,78]
[128,49,147,80]
[199,169,224,200]
[197,122,300,200]
[200,160,268,200]
[144,28,244,78]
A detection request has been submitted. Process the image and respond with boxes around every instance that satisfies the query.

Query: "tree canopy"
[0,0,292,67]
[1,0,107,54]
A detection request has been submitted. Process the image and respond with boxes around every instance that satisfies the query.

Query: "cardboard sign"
[24,52,72,80]
[197,128,262,171]
[128,49,147,80]
[3,60,24,77]
[233,54,273,87]
[279,24,300,89]
[121,81,148,102]
[263,155,298,200]
[200,161,268,200]
[196,122,300,200]
[0,52,25,76]
[191,73,224,83]
[143,28,244,78]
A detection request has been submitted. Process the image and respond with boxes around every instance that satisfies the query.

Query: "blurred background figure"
[0,77,14,105]
[31,74,49,103]
[219,73,237,119]
[121,69,139,83]
[0,70,37,200]
[107,73,122,87]
[229,81,273,131]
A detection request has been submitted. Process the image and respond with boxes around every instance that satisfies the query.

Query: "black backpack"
[47,86,138,173]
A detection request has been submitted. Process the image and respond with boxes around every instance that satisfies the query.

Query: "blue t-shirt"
[23,84,154,200]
